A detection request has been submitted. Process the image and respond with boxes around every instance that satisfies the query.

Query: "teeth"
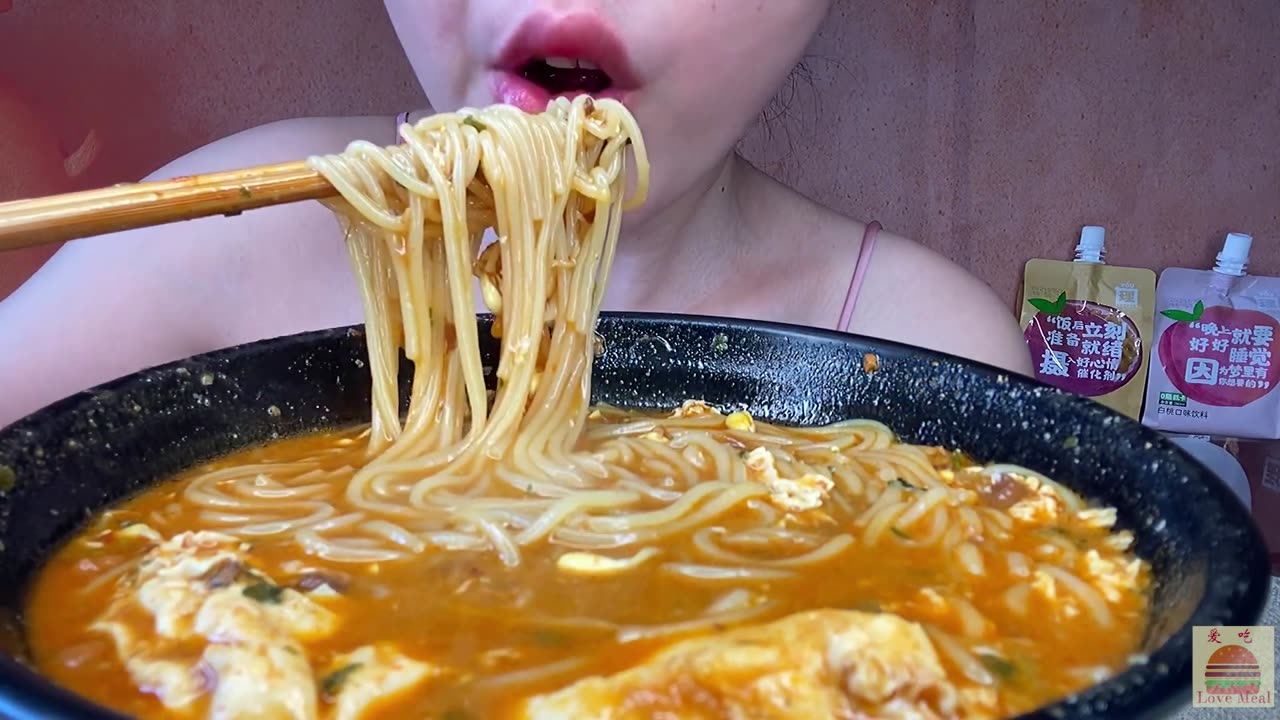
[540,57,602,71]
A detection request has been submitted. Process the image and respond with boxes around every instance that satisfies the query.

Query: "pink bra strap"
[837,221,882,333]
[394,111,411,142]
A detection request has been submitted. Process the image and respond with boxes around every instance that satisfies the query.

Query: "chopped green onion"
[321,662,363,697]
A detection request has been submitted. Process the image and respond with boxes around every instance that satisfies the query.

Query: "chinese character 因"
[1207,628,1222,644]
[1238,629,1252,644]
[1185,358,1219,385]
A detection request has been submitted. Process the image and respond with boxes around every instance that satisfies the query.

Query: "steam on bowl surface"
[0,314,1268,720]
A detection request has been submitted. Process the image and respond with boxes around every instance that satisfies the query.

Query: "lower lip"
[490,71,631,113]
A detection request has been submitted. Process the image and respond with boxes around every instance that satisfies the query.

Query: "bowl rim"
[0,312,1270,720]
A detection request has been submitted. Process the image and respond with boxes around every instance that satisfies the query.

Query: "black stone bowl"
[0,314,1268,719]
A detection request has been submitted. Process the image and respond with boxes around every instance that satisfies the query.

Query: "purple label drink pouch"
[1142,269,1280,439]
[1020,259,1156,419]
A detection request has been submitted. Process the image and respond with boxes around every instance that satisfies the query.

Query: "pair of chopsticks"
[0,160,339,252]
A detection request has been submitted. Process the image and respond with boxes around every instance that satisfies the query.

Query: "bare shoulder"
[849,229,1033,375]
[92,113,401,340]
[167,115,397,172]
[0,114,397,426]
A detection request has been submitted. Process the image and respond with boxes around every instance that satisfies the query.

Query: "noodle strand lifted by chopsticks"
[292,97,657,565]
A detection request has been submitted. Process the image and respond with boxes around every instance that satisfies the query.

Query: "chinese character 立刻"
[1254,325,1274,348]
[1238,629,1252,644]
[1208,628,1222,644]
[1232,328,1254,345]
[1084,323,1104,338]
[1104,322,1126,340]
[1189,337,1210,353]
[1038,349,1069,377]
[1212,338,1230,353]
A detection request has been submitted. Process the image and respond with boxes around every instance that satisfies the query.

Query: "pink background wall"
[2,0,1278,304]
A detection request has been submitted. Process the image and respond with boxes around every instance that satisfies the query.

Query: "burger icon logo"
[1204,644,1261,696]
[1194,625,1275,708]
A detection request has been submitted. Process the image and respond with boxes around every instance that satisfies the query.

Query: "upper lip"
[494,13,640,89]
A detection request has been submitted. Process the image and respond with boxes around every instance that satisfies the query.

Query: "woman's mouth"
[491,14,638,113]
[519,57,612,95]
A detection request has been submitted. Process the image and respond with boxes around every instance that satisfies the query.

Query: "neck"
[604,154,758,310]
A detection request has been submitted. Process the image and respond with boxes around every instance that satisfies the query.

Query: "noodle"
[23,98,1155,720]
[469,657,589,693]
[660,563,794,584]
[616,601,779,644]
[282,97,650,564]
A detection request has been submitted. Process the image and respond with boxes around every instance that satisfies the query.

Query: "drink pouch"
[1142,269,1280,439]
[1020,259,1156,419]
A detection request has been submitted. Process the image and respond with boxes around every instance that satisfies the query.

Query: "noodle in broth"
[23,98,1152,720]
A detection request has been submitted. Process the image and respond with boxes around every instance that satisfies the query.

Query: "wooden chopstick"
[0,161,337,252]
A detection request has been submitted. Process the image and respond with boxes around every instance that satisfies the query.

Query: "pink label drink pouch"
[1143,268,1280,439]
